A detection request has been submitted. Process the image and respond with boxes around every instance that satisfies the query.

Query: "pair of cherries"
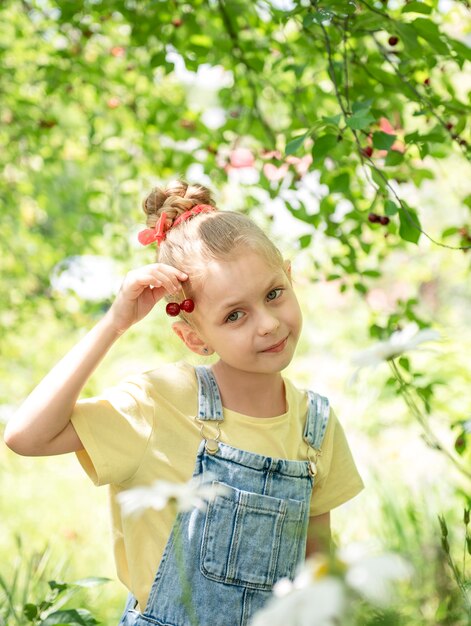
[166,299,195,316]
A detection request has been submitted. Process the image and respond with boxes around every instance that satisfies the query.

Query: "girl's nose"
[257,310,280,335]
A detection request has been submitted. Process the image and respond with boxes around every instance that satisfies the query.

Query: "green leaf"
[362,269,381,278]
[285,132,309,156]
[385,200,398,216]
[399,205,421,244]
[346,111,375,130]
[72,577,111,588]
[188,34,212,48]
[351,100,373,114]
[402,2,432,14]
[372,131,396,151]
[441,227,459,238]
[395,22,422,53]
[398,356,410,371]
[463,195,471,210]
[302,10,334,27]
[40,609,98,626]
[24,604,39,620]
[411,18,449,55]
[303,13,316,27]
[321,114,342,127]
[385,151,404,166]
[371,167,387,191]
[448,37,471,63]
[312,134,338,163]
[354,282,368,294]
[48,581,68,593]
[330,172,350,194]
[299,234,312,249]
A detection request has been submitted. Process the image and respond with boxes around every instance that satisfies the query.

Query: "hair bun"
[142,180,215,229]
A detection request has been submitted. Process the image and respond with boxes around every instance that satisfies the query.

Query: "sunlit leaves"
[398,204,422,244]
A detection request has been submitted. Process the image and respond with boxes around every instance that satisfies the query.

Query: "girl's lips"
[261,336,288,353]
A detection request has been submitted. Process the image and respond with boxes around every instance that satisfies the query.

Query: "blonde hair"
[141,179,285,321]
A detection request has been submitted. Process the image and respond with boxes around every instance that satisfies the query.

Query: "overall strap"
[195,365,224,422]
[303,390,330,451]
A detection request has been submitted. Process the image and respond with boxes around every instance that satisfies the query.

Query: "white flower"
[343,552,413,607]
[117,474,229,518]
[351,323,441,374]
[201,107,227,129]
[250,546,414,625]
[250,576,346,626]
[338,543,413,607]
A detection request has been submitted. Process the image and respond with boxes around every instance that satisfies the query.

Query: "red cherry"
[379,216,390,225]
[362,146,373,158]
[172,18,183,27]
[180,299,195,313]
[166,302,181,316]
[368,213,380,223]
[424,78,430,86]
[388,36,399,46]
[446,122,454,130]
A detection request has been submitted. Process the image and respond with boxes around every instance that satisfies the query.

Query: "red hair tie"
[138,212,170,246]
[138,205,216,246]
[172,204,216,228]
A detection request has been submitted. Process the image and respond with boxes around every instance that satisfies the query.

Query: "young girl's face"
[187,247,303,375]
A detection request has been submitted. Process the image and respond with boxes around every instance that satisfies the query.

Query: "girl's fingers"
[132,270,184,294]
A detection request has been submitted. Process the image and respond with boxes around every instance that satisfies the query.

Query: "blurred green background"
[1,0,470,624]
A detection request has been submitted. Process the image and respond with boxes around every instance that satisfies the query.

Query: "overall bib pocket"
[200,481,305,590]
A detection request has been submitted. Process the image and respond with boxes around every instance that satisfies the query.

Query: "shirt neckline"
[222,377,293,423]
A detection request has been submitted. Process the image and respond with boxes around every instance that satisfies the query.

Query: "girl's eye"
[226,311,243,323]
[267,288,283,301]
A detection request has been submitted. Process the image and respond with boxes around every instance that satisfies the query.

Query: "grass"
[0,448,126,624]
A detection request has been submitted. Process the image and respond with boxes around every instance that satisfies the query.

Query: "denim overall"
[119,365,330,626]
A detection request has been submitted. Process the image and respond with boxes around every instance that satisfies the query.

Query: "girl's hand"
[106,263,188,334]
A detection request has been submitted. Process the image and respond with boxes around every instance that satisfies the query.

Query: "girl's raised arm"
[4,263,188,457]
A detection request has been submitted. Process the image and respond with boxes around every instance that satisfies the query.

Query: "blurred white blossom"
[50,255,121,302]
[339,546,414,607]
[251,574,346,626]
[201,107,227,129]
[351,323,441,379]
[117,474,229,517]
[250,546,413,625]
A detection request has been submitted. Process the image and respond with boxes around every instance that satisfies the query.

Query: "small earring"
[203,348,209,354]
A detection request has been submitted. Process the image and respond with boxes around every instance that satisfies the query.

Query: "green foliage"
[0,0,469,352]
[0,539,109,626]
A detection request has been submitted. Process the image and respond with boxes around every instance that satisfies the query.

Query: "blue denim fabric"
[118,366,330,626]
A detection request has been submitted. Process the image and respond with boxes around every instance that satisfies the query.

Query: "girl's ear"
[172,321,214,356]
[283,259,292,279]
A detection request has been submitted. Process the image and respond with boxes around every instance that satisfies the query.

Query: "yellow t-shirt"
[71,360,364,610]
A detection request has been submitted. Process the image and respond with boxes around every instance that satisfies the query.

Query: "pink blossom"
[286,154,312,176]
[261,150,283,160]
[263,162,289,182]
[229,148,255,168]
[378,117,405,154]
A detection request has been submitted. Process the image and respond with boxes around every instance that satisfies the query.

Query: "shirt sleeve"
[309,407,364,516]
[70,376,155,487]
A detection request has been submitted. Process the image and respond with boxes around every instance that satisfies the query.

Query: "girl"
[5,180,364,626]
